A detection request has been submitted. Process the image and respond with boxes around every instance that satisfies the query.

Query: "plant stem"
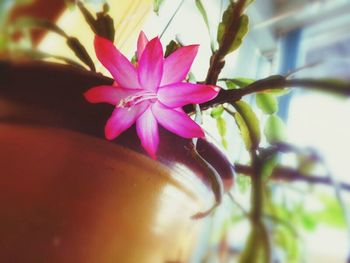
[205,0,247,85]
[184,75,350,113]
[235,163,350,192]
[239,152,271,263]
[250,152,263,223]
[231,100,270,262]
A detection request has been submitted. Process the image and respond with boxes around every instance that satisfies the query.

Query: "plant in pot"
[1,0,350,262]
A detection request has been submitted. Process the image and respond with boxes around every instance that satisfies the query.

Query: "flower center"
[117,91,157,108]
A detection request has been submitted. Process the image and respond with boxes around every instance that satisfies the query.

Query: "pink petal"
[152,102,205,139]
[137,31,149,60]
[157,83,220,108]
[94,35,141,90]
[84,85,138,105]
[104,102,148,140]
[160,45,199,86]
[138,37,164,92]
[136,108,159,159]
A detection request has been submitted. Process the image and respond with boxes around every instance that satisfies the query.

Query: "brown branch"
[235,163,350,192]
[184,75,350,113]
[205,0,247,85]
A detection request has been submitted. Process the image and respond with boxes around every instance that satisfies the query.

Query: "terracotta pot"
[0,61,233,262]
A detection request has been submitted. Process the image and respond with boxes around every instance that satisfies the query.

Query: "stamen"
[118,92,157,108]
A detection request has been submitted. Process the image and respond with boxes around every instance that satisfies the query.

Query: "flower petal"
[137,31,149,60]
[160,45,199,86]
[152,102,204,138]
[157,83,219,108]
[105,102,148,140]
[84,85,138,105]
[94,35,141,89]
[136,108,159,159]
[138,37,163,92]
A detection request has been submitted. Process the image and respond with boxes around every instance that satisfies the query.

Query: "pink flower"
[84,32,219,159]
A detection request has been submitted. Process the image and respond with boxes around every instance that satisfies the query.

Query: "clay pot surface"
[0,61,234,262]
[0,123,211,263]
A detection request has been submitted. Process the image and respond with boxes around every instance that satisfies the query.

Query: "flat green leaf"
[297,153,317,175]
[0,30,8,51]
[216,117,228,149]
[274,226,299,261]
[232,111,251,151]
[313,194,347,228]
[13,16,96,71]
[195,0,214,52]
[14,17,68,38]
[217,1,234,45]
[195,0,210,31]
[256,93,278,114]
[261,154,278,181]
[10,49,86,69]
[77,1,115,41]
[232,101,261,150]
[95,12,115,41]
[66,37,96,71]
[217,1,249,55]
[300,212,317,231]
[264,115,287,144]
[77,1,97,31]
[130,53,137,64]
[210,106,224,119]
[164,40,181,57]
[187,72,196,83]
[267,88,290,96]
[224,77,255,89]
[228,14,249,53]
[153,0,165,15]
[236,174,251,193]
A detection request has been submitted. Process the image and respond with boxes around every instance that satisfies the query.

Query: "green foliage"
[296,153,318,175]
[264,115,287,144]
[224,77,255,89]
[195,0,210,33]
[261,154,278,180]
[274,225,299,262]
[164,40,181,57]
[256,93,278,114]
[130,53,137,64]
[216,117,228,149]
[232,101,261,150]
[0,35,6,51]
[211,106,227,148]
[217,0,249,54]
[239,223,270,263]
[187,72,196,83]
[77,1,115,42]
[195,0,215,52]
[153,0,166,15]
[1,6,28,53]
[210,105,224,119]
[13,17,95,71]
[11,49,86,69]
[14,17,68,37]
[236,174,251,193]
[66,37,96,71]
[0,0,33,29]
[311,194,347,228]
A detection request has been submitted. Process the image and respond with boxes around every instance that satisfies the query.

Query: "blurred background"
[1,0,350,262]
